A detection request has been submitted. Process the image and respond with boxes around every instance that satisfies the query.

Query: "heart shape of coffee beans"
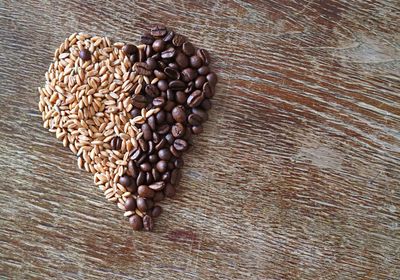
[38,25,217,231]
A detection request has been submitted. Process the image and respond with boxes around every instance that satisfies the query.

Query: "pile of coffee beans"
[120,25,217,230]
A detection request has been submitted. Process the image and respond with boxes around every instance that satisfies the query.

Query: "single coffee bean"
[207,72,218,88]
[201,99,212,110]
[161,47,176,59]
[187,90,204,108]
[119,175,132,187]
[138,185,155,198]
[129,54,138,63]
[168,62,179,70]
[152,39,165,52]
[188,113,202,126]
[174,157,184,168]
[134,62,152,76]
[172,34,186,46]
[152,168,160,181]
[197,49,210,65]
[137,153,147,164]
[130,108,140,117]
[140,162,152,172]
[198,66,210,75]
[165,133,175,144]
[129,215,143,231]
[153,132,161,143]
[192,125,203,135]
[164,183,176,198]
[138,48,146,62]
[169,80,186,91]
[181,68,198,82]
[157,80,168,91]
[138,138,148,152]
[156,110,166,124]
[192,107,208,121]
[185,81,195,93]
[153,191,164,202]
[190,55,202,68]
[137,171,146,186]
[136,197,147,212]
[151,206,163,218]
[131,149,142,160]
[176,91,187,104]
[79,49,91,61]
[156,160,168,173]
[175,52,189,69]
[140,32,154,45]
[170,145,181,158]
[173,139,188,151]
[158,148,172,161]
[182,42,195,56]
[146,57,157,70]
[166,112,174,124]
[183,126,193,141]
[172,105,186,123]
[171,169,182,185]
[127,182,138,194]
[147,140,155,154]
[152,96,166,108]
[164,67,180,80]
[125,197,136,211]
[162,171,171,182]
[122,44,138,56]
[163,30,175,42]
[202,82,214,98]
[148,116,156,131]
[149,181,165,191]
[150,24,167,37]
[155,138,167,150]
[141,123,152,141]
[166,89,175,101]
[171,123,185,138]
[146,198,154,210]
[146,172,154,184]
[168,161,175,170]
[143,215,154,231]
[154,69,167,80]
[195,76,207,89]
[157,124,170,134]
[164,100,175,112]
[149,154,159,163]
[127,160,138,177]
[111,136,122,150]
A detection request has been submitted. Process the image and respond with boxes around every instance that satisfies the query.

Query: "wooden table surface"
[1,1,399,279]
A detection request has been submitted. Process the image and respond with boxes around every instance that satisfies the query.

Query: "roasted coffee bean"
[168,161,175,170]
[138,185,155,198]
[183,126,193,141]
[140,32,154,45]
[192,125,203,135]
[165,133,174,144]
[164,183,176,198]
[127,160,139,177]
[181,68,198,82]
[155,138,167,150]
[176,91,187,104]
[201,99,212,110]
[79,49,91,61]
[125,197,136,211]
[169,80,186,91]
[146,57,157,70]
[164,100,175,112]
[166,89,175,101]
[130,108,141,117]
[171,123,185,138]
[131,149,142,160]
[146,45,153,58]
[154,69,167,80]
[172,34,186,46]
[158,148,172,161]
[152,96,166,107]
[151,206,163,218]
[175,52,189,69]
[129,215,143,231]
[197,49,210,65]
[146,199,154,210]
[157,80,168,91]
[202,82,214,98]
[163,30,175,42]
[187,90,204,108]
[137,171,146,186]
[148,116,156,130]
[153,191,165,202]
[173,139,188,152]
[168,62,179,70]
[138,138,148,152]
[166,112,175,124]
[138,47,146,62]
[207,72,218,88]
[140,162,152,172]
[153,169,161,181]
[150,24,167,37]
[182,42,195,56]
[153,132,161,143]
[149,154,159,163]
[156,160,168,173]
[137,197,147,212]
[172,105,186,123]
[195,76,207,89]
[157,124,170,134]
[146,172,154,184]
[190,55,202,68]
[129,54,138,63]
[119,175,132,187]
[171,169,181,185]
[174,157,184,169]
[152,39,165,52]
[141,123,152,141]
[198,66,210,75]
[164,67,180,80]
[170,145,181,158]
[123,44,138,56]
[137,153,147,164]
[156,110,166,124]
[110,136,122,150]
[161,47,176,59]
[149,181,165,191]
[148,140,155,154]
[134,62,152,76]
[192,107,208,122]
[187,113,202,126]
[143,215,154,231]
[185,81,195,93]
[162,171,171,182]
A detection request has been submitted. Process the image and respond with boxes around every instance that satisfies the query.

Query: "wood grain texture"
[1,0,399,279]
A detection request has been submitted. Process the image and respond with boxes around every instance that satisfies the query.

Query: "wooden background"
[1,0,399,279]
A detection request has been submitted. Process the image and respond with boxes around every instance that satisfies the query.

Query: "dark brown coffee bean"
[162,171,171,182]
[171,123,185,138]
[138,138,148,152]
[152,169,160,182]
[129,54,138,63]
[163,30,175,42]
[147,116,156,131]
[173,139,188,151]
[123,44,138,56]
[140,32,154,45]
[158,148,172,160]
[162,101,174,112]
[201,99,212,110]
[182,42,195,56]
[151,206,163,218]
[165,133,174,144]
[168,161,175,171]
[202,82,214,98]
[166,112,174,124]
[137,153,147,164]
[127,182,137,194]
[171,169,182,185]
[176,91,187,104]
[197,49,210,65]
[127,160,138,177]
[138,185,154,198]
[192,125,203,134]
[164,67,180,80]
[192,107,208,122]
[190,55,202,68]
[130,108,140,117]
[198,66,210,75]
[195,76,207,89]
[137,197,147,212]
[181,68,198,82]
[207,72,218,88]
[156,110,166,124]
[134,62,152,76]
[154,69,167,80]
[187,113,202,126]
[149,154,159,163]
[152,96,166,108]
[146,57,157,71]
[119,175,132,187]
[175,52,189,69]
[149,181,165,191]
[187,90,204,108]
[157,80,168,91]
[138,48,145,62]
[172,105,186,123]
[152,39,165,52]
[79,49,91,61]
[141,123,152,141]
[137,171,146,186]
[174,157,184,168]
[143,215,154,231]
[153,191,165,202]
[140,162,152,172]
[129,215,143,231]
[110,136,122,150]
[155,138,167,151]
[172,34,186,46]
[161,47,176,59]
[150,24,167,37]
[157,124,170,134]
[183,126,193,141]
[146,172,154,184]
[170,145,181,158]
[164,183,176,198]
[153,132,161,144]
[185,81,195,94]
[156,160,168,173]
[131,149,142,161]
[169,80,186,91]
[166,89,175,101]
[146,44,153,58]
[124,197,136,211]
